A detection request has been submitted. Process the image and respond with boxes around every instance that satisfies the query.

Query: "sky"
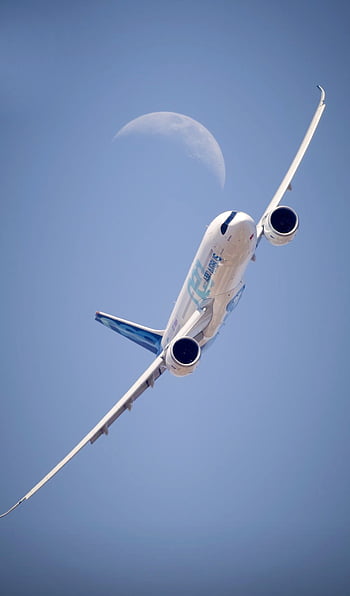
[0,1,349,594]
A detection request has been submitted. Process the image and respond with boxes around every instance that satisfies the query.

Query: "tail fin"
[95,312,164,355]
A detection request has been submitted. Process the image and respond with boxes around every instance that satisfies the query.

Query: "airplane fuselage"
[162,211,257,349]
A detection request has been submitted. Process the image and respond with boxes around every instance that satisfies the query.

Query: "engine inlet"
[172,337,200,364]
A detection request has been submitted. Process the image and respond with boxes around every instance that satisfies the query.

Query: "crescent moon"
[115,112,226,188]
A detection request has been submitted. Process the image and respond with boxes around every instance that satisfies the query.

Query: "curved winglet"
[317,84,326,104]
[0,499,25,519]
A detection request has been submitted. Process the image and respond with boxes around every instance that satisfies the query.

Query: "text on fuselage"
[187,252,222,306]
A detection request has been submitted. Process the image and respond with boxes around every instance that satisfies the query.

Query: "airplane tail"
[95,311,164,355]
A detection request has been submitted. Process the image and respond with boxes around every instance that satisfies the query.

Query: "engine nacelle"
[263,206,299,246]
[165,336,201,377]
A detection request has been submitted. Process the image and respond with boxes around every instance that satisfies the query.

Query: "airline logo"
[188,252,222,306]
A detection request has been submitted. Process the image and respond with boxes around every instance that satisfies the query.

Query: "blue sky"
[1,1,349,594]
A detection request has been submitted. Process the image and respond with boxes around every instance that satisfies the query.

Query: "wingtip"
[0,498,25,519]
[317,84,326,104]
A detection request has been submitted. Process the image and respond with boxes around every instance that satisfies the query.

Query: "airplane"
[0,86,326,518]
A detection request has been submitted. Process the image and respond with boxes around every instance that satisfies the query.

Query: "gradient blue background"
[1,1,349,594]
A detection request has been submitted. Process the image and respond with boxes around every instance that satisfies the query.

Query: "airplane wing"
[0,353,166,518]
[256,85,326,241]
[0,304,210,519]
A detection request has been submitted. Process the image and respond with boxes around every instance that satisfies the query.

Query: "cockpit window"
[220,211,237,235]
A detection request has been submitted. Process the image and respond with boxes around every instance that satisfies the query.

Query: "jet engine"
[165,336,201,377]
[263,206,299,246]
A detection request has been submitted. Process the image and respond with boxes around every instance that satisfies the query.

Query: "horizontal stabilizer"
[95,311,164,355]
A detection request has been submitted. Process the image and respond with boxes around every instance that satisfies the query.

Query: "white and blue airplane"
[1,87,326,518]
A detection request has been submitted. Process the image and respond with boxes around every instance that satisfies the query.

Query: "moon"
[115,112,226,188]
